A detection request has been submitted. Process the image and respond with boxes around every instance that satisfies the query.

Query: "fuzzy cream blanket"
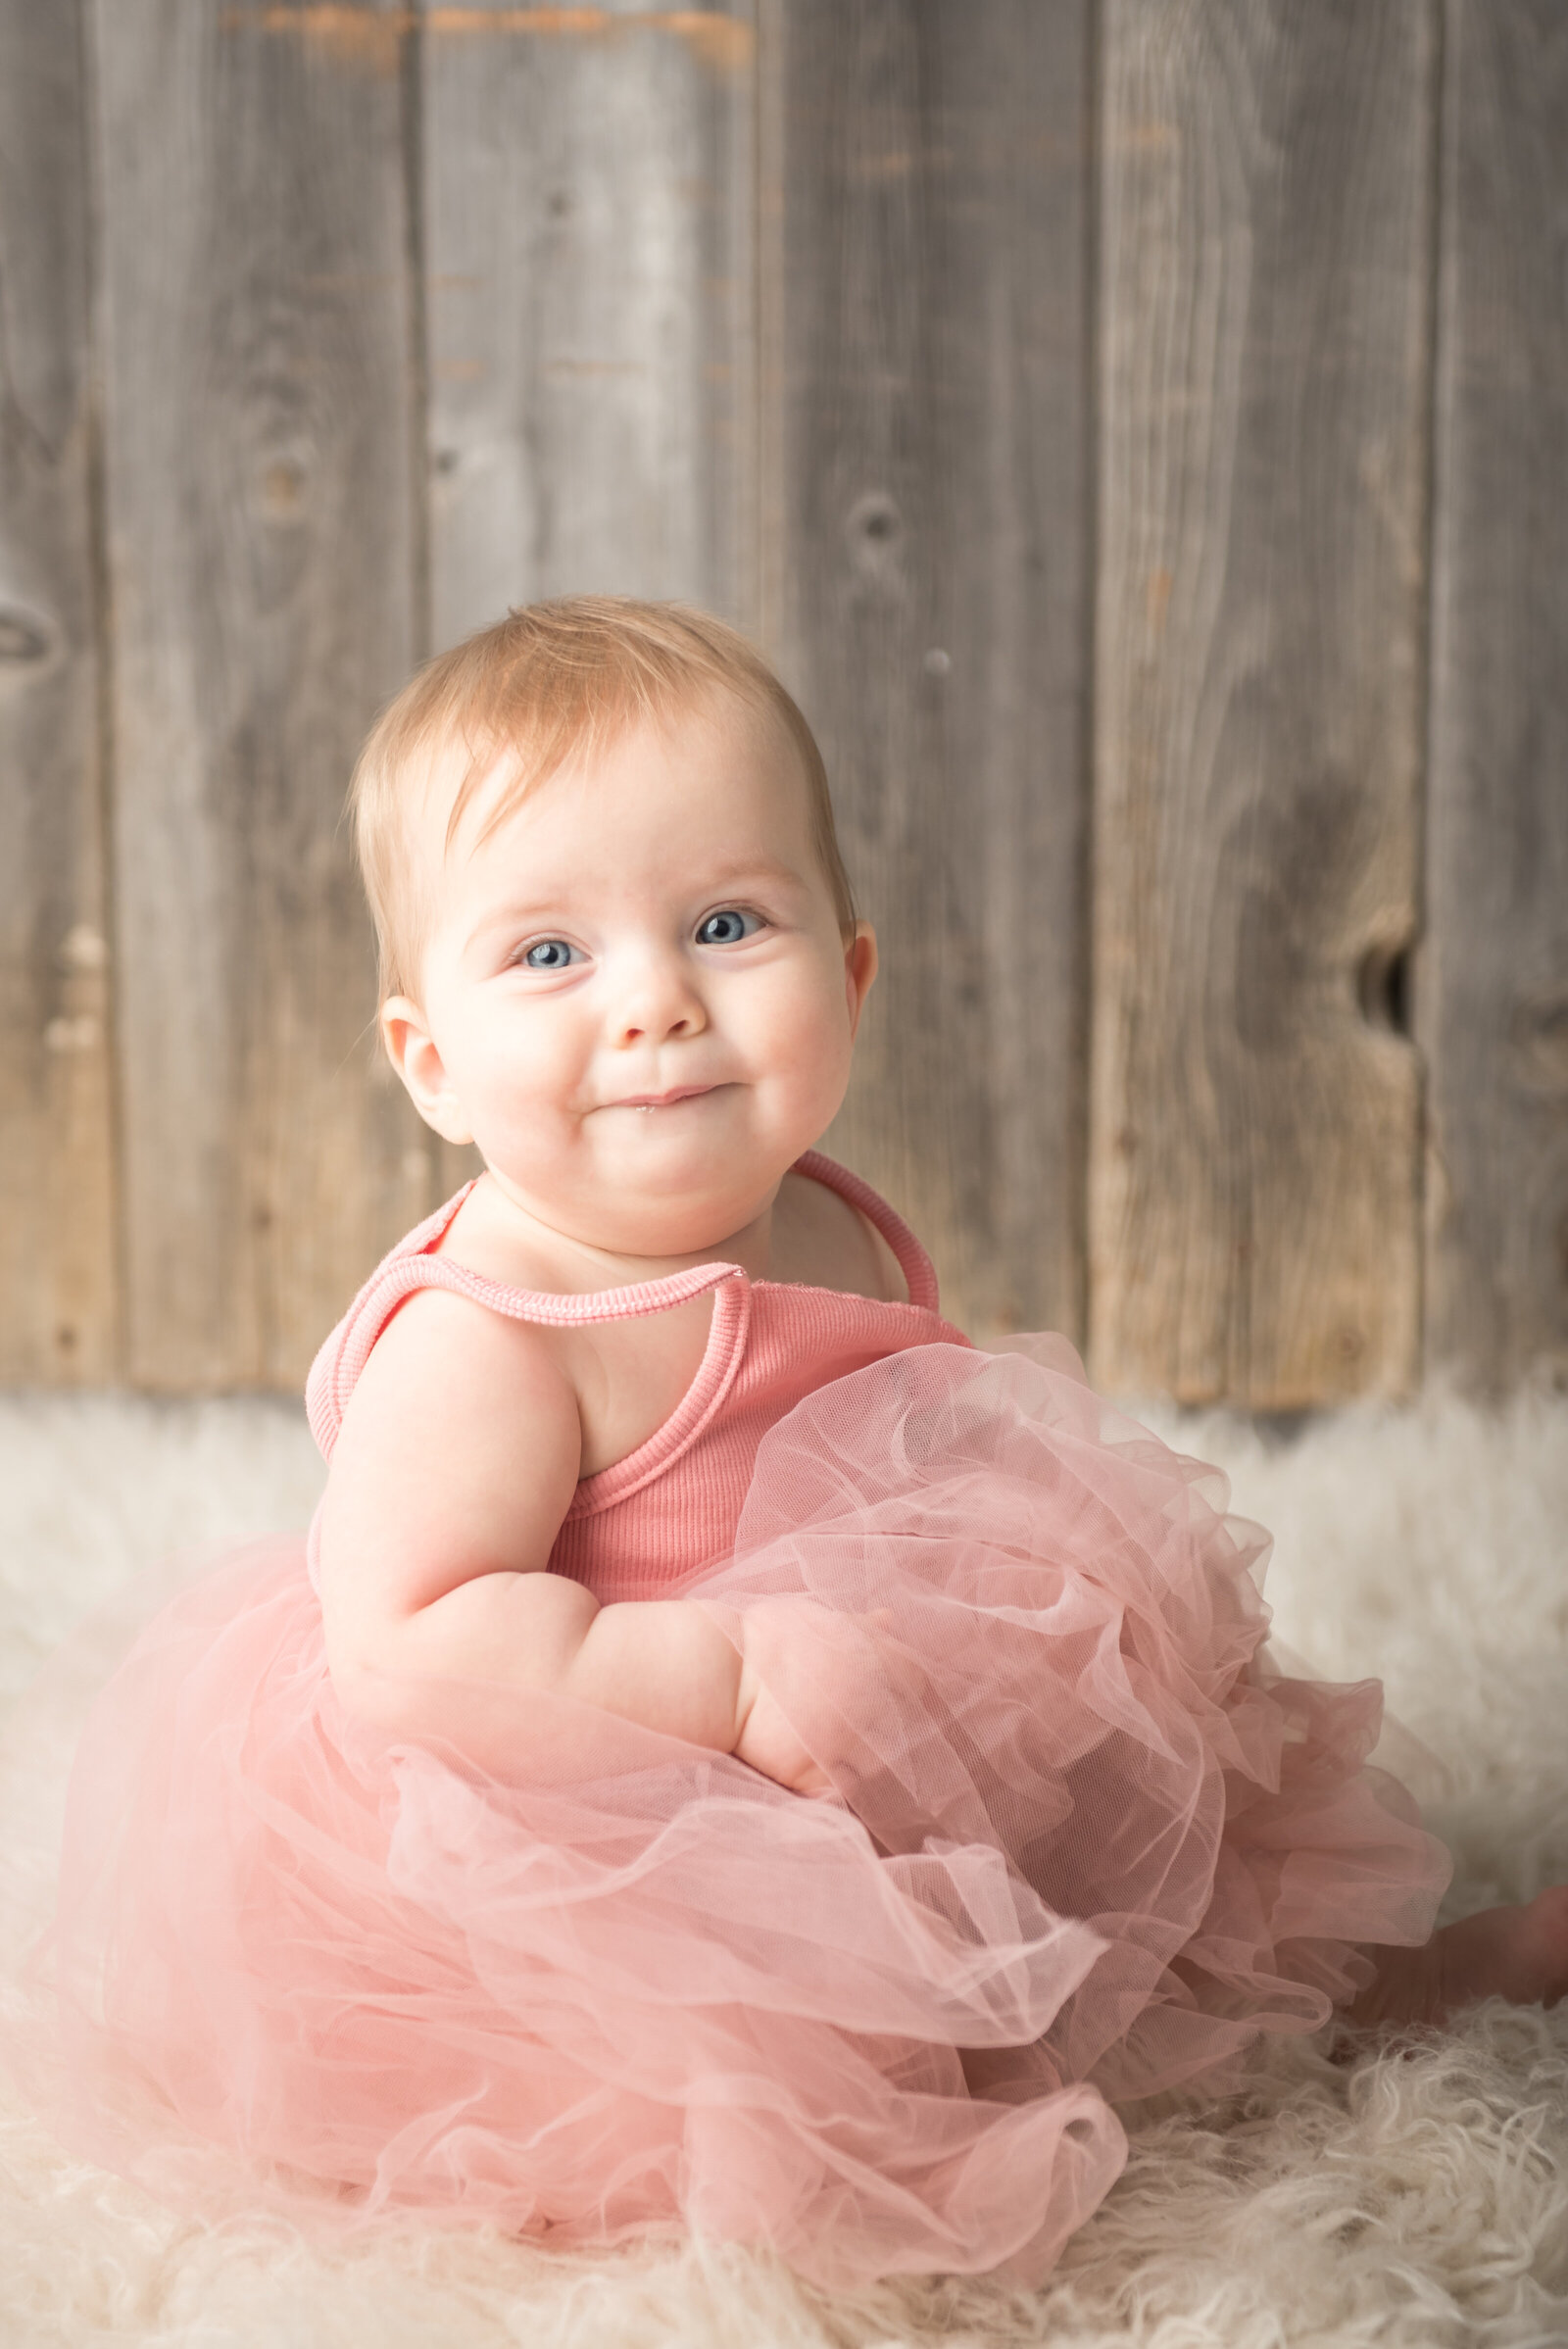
[1,1386,1564,2348]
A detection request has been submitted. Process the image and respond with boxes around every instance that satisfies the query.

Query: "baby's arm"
[317,1291,816,1784]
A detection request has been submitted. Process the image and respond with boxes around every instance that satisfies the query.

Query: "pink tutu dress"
[14,1152,1448,2287]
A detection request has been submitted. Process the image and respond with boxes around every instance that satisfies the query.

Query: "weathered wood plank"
[92,0,436,1391]
[422,0,756,642]
[1423,0,1568,1392]
[1091,0,1438,1405]
[0,1,118,1384]
[760,0,1092,1342]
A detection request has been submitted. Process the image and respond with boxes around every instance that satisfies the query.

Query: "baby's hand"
[731,1598,895,1799]
[733,1673,836,1796]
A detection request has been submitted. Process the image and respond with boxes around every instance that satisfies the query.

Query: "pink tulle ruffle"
[10,1339,1449,2288]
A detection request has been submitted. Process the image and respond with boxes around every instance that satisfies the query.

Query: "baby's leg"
[1349,1884,1568,2028]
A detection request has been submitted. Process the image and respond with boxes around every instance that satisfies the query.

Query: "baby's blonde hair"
[350,597,857,999]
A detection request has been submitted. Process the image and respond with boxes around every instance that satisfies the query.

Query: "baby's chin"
[486,1129,801,1260]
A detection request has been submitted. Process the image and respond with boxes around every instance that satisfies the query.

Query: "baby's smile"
[613,1084,725,1112]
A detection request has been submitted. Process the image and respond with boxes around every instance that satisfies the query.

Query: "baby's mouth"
[612,1083,722,1112]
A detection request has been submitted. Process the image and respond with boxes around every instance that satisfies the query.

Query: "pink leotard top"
[305,1150,969,1603]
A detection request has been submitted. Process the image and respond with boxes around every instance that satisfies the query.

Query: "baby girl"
[25,600,1568,2289]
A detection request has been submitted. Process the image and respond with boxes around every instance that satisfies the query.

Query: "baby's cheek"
[459,1025,573,1161]
[771,995,856,1124]
[809,973,858,1071]
[486,1010,573,1097]
[767,959,852,1053]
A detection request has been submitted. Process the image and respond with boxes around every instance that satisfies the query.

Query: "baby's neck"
[443,1168,785,1297]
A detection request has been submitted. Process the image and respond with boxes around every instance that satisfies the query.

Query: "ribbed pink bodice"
[305,1150,968,1601]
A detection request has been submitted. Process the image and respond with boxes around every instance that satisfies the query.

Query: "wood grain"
[1423,0,1568,1391]
[1091,0,1438,1405]
[91,0,436,1390]
[760,0,1092,1342]
[0,1,119,1383]
[421,0,756,642]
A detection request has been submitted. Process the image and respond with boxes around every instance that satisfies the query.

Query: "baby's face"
[384,693,875,1258]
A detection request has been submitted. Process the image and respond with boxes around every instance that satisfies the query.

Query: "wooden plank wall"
[1092,0,1436,1406]
[0,8,117,1384]
[1423,0,1568,1391]
[423,3,754,635]
[762,0,1092,1342]
[0,0,1564,1401]
[92,0,432,1390]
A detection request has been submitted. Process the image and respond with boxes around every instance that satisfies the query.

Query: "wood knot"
[1356,939,1413,1037]
[846,491,905,580]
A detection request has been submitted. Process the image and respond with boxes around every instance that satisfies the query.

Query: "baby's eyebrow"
[691,857,810,895]
[463,900,567,952]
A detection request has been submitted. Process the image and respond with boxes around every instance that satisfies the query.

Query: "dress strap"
[304,1154,938,1461]
[790,1150,941,1313]
[304,1183,746,1462]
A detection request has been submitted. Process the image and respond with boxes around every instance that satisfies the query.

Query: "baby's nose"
[611,950,708,1045]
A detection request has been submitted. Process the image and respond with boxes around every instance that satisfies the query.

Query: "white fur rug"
[1,1384,1564,2348]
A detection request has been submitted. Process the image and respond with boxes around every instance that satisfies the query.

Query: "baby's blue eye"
[522,938,577,970]
[696,908,760,947]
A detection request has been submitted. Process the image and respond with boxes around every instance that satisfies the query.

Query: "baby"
[29,598,1568,2288]
[318,599,887,1798]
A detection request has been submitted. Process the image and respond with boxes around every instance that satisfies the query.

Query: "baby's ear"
[845,921,878,1039]
[379,997,475,1146]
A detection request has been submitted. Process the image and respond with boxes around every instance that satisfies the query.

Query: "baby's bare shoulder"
[343,1281,578,1439]
[319,1285,585,1626]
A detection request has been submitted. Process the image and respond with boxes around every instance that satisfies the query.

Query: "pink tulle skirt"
[3,1340,1449,2287]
